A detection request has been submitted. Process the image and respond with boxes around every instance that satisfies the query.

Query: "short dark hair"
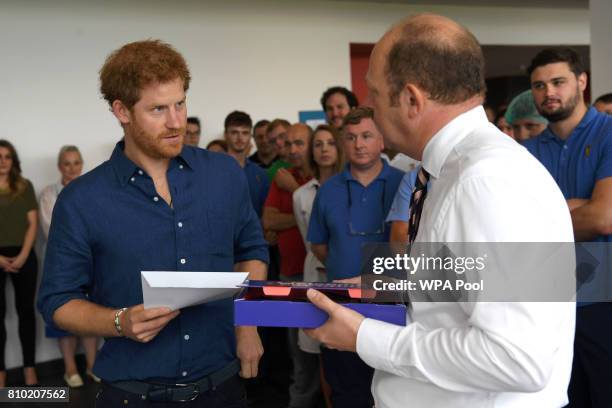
[527,48,585,77]
[267,119,291,136]
[320,87,359,111]
[494,109,507,125]
[386,19,486,105]
[595,93,612,105]
[254,119,270,132]
[206,139,227,151]
[342,106,375,127]
[187,116,201,128]
[224,111,252,131]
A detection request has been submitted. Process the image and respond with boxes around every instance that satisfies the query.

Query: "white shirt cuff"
[356,317,404,373]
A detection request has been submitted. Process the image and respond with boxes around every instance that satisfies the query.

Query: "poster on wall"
[299,110,327,129]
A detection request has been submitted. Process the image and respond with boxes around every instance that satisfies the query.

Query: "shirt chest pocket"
[204,209,235,256]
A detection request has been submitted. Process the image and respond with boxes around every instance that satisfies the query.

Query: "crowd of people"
[1,142,100,389]
[1,12,611,408]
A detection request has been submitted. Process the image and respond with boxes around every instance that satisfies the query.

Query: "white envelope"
[141,271,249,310]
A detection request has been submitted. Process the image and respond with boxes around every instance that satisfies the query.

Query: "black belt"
[106,360,240,402]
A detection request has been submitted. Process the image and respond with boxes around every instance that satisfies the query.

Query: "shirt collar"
[539,129,556,143]
[541,106,599,144]
[246,157,266,168]
[111,141,194,186]
[178,145,196,169]
[575,106,598,132]
[422,105,488,179]
[289,166,311,184]
[341,159,391,183]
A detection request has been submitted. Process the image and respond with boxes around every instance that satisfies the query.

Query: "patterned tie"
[408,167,430,244]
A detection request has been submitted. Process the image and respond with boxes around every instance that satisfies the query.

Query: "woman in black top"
[0,140,39,386]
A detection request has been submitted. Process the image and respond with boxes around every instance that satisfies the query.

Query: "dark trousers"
[255,245,284,380]
[287,328,321,408]
[0,246,37,371]
[321,348,373,408]
[566,303,612,408]
[95,375,247,408]
[279,274,321,408]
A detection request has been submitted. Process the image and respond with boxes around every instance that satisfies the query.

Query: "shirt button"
[182,371,187,377]
[179,165,184,169]
[563,145,568,149]
[180,258,186,264]
[153,196,159,202]
[178,222,183,228]
[184,334,190,340]
[138,170,144,175]
[130,177,135,182]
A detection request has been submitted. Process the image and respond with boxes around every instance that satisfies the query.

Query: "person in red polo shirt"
[263,123,318,408]
[263,123,312,280]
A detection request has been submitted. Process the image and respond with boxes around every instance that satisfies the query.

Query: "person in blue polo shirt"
[307,106,403,408]
[524,47,612,408]
[37,40,268,407]
[386,168,418,245]
[224,110,270,217]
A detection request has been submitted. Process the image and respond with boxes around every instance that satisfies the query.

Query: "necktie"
[408,167,430,244]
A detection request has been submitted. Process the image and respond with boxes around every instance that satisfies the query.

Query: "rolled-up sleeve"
[37,192,92,326]
[386,169,417,223]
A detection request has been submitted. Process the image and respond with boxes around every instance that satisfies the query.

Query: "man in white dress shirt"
[305,14,576,408]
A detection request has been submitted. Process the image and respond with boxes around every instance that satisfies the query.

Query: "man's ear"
[400,83,426,119]
[578,72,588,93]
[111,100,131,125]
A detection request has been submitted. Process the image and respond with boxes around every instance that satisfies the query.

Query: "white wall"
[590,0,612,99]
[0,0,589,369]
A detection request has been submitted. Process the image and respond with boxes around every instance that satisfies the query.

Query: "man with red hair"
[38,40,268,407]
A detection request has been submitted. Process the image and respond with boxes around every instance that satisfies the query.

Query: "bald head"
[288,123,311,136]
[365,14,486,159]
[377,13,485,106]
[286,123,312,170]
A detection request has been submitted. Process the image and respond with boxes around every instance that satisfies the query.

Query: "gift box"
[234,280,407,328]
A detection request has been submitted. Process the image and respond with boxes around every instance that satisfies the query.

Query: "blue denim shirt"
[243,159,270,217]
[37,142,268,382]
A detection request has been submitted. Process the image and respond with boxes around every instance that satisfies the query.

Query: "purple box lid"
[234,297,407,328]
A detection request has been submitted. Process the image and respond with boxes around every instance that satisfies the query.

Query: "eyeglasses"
[347,180,387,236]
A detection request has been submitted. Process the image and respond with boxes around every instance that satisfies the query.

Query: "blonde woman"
[293,125,344,407]
[39,146,99,387]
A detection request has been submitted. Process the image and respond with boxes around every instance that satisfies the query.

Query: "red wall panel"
[350,43,374,105]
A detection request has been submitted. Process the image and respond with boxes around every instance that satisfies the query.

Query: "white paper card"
[141,271,248,310]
